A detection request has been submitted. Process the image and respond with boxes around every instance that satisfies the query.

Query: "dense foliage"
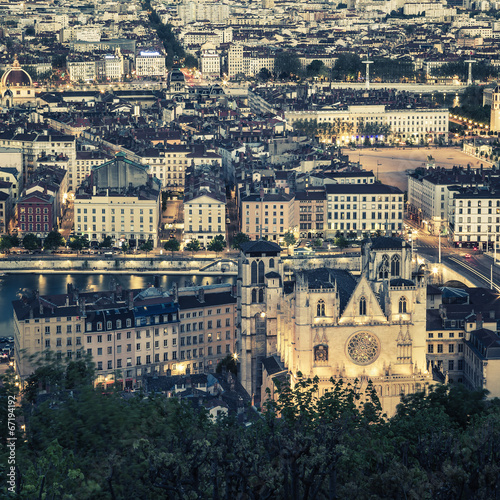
[1,358,500,499]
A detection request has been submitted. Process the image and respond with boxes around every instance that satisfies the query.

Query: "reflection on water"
[0,273,235,335]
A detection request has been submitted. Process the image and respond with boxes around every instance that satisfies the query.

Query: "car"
[464,253,471,259]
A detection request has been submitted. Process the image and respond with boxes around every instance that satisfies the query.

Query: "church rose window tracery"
[346,332,380,365]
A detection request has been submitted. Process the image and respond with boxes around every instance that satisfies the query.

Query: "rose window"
[346,332,380,365]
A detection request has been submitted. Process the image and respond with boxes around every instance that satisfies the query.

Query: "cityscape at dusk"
[1,0,500,497]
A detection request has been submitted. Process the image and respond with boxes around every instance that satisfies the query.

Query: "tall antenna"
[362,56,373,90]
[465,58,475,86]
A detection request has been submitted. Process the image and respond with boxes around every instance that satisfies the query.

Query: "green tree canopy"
[185,239,201,254]
[331,53,363,81]
[283,231,297,247]
[67,235,89,252]
[43,231,65,250]
[23,233,41,250]
[183,54,198,68]
[231,232,250,249]
[0,235,18,253]
[207,234,226,253]
[139,241,154,253]
[306,60,326,77]
[258,67,272,81]
[163,238,180,253]
[275,52,302,78]
[99,236,113,248]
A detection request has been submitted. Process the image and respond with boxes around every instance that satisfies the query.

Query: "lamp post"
[438,231,441,264]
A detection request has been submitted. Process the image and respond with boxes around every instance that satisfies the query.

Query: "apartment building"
[448,185,500,250]
[0,131,76,180]
[135,50,165,78]
[73,154,161,247]
[139,146,191,191]
[183,166,226,246]
[75,150,112,188]
[13,283,236,389]
[464,328,500,398]
[200,42,220,78]
[240,191,295,241]
[17,166,68,237]
[407,166,489,236]
[325,183,404,238]
[295,189,326,239]
[0,184,13,235]
[248,88,449,144]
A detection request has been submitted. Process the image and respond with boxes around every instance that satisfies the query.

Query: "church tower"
[237,240,283,402]
[490,85,500,133]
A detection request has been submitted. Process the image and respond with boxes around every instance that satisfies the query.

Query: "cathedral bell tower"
[237,240,283,403]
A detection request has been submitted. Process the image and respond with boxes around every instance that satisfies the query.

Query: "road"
[406,221,500,290]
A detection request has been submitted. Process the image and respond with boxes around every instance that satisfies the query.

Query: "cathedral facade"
[237,238,432,416]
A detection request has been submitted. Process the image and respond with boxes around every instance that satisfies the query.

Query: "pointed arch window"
[379,254,389,279]
[317,299,325,317]
[359,296,367,316]
[269,258,275,268]
[258,260,265,284]
[258,288,264,303]
[251,289,257,303]
[251,261,257,284]
[399,296,407,314]
[391,255,400,277]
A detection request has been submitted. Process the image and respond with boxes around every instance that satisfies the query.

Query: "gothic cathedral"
[237,238,433,416]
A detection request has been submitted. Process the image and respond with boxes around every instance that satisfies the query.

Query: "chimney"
[198,287,205,303]
[172,282,178,303]
[128,291,134,310]
[260,188,264,201]
[93,185,97,196]
[38,297,44,314]
[79,298,86,318]
[154,275,160,288]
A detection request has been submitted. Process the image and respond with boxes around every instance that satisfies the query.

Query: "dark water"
[0,273,235,336]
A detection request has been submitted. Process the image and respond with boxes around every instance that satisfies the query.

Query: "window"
[379,254,389,279]
[428,345,434,353]
[458,344,464,353]
[359,296,366,316]
[437,344,443,353]
[391,255,400,276]
[448,344,454,353]
[399,297,407,314]
[317,300,325,317]
[448,360,454,371]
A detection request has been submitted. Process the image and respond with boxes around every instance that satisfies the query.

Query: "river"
[0,273,235,336]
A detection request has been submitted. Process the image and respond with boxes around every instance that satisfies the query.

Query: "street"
[406,220,500,290]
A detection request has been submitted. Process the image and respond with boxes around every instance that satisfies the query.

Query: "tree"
[283,231,297,247]
[140,241,154,255]
[23,233,41,251]
[185,239,201,255]
[216,354,238,375]
[313,238,323,247]
[0,235,18,253]
[306,60,326,77]
[99,236,113,248]
[163,238,180,260]
[120,242,129,254]
[258,67,272,81]
[207,234,226,254]
[183,55,198,69]
[331,53,363,81]
[232,232,250,249]
[275,52,302,78]
[67,235,89,254]
[43,231,65,250]
[334,235,348,248]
